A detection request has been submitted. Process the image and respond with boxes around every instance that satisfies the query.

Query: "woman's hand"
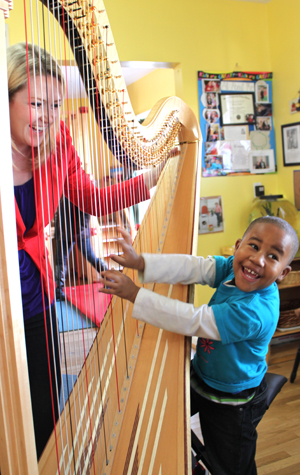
[99,269,140,303]
[142,147,179,189]
[109,226,145,271]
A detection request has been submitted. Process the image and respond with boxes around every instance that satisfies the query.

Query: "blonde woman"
[8,43,158,459]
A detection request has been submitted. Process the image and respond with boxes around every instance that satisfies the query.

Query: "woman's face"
[9,74,62,156]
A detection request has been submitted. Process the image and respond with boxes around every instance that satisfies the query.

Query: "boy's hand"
[109,226,145,271]
[99,269,140,303]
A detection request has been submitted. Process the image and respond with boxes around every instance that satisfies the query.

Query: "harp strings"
[57,4,113,469]
[21,0,182,472]
[26,1,146,469]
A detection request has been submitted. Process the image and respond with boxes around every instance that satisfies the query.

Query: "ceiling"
[233,0,272,2]
[121,61,174,86]
[62,61,171,97]
[122,67,154,86]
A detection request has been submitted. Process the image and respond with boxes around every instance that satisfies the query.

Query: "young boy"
[99,216,299,475]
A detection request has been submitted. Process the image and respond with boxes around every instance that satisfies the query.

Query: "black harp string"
[90,12,118,448]
[86,8,112,463]
[41,1,80,468]
[22,14,56,471]
[29,4,67,463]
[103,23,131,382]
[91,30,114,462]
[63,3,109,470]
[91,12,117,461]
[57,9,89,469]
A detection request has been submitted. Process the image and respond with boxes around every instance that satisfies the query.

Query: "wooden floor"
[191,339,300,474]
[256,340,300,475]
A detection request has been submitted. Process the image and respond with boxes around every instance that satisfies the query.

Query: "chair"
[290,341,300,383]
[191,372,287,474]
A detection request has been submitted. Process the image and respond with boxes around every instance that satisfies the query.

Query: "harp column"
[0,2,38,474]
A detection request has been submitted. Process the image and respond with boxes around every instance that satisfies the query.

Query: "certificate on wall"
[220,93,255,126]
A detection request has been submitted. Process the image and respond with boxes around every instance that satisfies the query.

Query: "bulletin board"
[198,71,276,177]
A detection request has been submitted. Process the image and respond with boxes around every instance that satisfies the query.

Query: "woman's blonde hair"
[7,43,65,169]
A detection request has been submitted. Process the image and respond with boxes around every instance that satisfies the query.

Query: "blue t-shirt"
[193,255,279,393]
[14,178,50,320]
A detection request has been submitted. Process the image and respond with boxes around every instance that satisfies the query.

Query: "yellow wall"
[7,0,300,307]
[127,69,176,116]
[7,2,73,61]
[104,0,279,305]
[267,0,300,204]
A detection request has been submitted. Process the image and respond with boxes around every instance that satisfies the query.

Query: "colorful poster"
[198,71,276,177]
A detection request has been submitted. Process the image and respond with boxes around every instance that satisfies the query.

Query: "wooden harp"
[0,0,201,474]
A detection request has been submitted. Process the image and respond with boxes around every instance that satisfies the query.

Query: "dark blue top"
[14,178,50,320]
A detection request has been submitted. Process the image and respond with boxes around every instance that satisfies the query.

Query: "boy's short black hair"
[244,217,299,263]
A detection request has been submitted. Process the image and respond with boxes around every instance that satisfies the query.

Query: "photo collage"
[198,71,276,176]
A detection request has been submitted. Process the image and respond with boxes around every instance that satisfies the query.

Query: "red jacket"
[15,122,150,302]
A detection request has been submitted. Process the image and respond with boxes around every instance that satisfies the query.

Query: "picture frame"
[202,79,220,93]
[255,80,269,103]
[199,196,224,234]
[219,93,255,126]
[249,149,275,174]
[294,170,300,210]
[282,122,300,166]
[205,92,218,110]
[256,116,272,131]
[203,108,220,123]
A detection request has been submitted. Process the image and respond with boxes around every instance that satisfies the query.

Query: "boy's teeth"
[244,267,258,276]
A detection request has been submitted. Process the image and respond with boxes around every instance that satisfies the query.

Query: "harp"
[0,0,201,473]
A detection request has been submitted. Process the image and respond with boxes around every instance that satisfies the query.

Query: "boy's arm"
[133,288,221,340]
[140,253,216,287]
[99,272,221,340]
[107,227,216,288]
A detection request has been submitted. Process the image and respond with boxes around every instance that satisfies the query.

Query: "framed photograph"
[255,81,269,103]
[255,103,272,117]
[204,155,224,171]
[203,108,220,123]
[199,196,224,234]
[294,170,300,210]
[206,123,219,142]
[219,93,255,126]
[205,92,218,109]
[249,150,275,174]
[256,116,272,131]
[203,79,220,93]
[282,122,300,166]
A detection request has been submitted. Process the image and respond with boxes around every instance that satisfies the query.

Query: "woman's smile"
[9,75,61,155]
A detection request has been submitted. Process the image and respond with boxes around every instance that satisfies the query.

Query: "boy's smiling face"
[233,222,293,292]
